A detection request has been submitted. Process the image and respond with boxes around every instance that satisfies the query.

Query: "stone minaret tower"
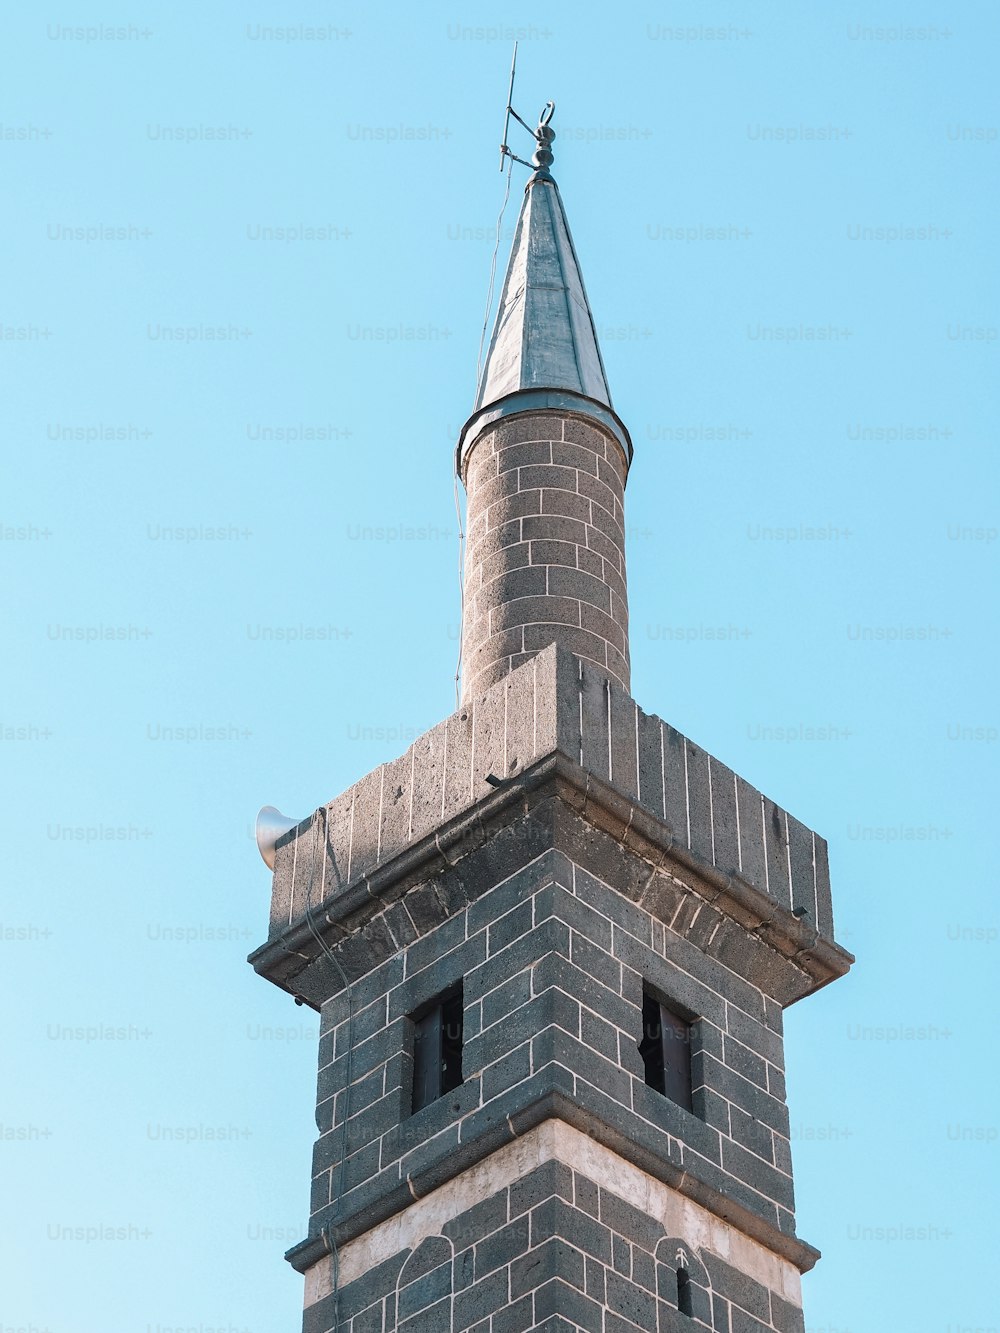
[251,114,853,1333]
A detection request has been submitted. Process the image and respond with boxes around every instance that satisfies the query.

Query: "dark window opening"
[677,1265,693,1316]
[412,985,463,1113]
[638,990,693,1112]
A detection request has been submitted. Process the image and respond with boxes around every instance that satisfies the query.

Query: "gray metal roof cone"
[477,174,612,410]
[457,172,632,476]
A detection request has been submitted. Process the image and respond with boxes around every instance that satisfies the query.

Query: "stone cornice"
[249,746,852,1010]
[284,1095,821,1279]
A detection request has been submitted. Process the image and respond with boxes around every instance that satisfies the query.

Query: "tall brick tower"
[250,112,853,1333]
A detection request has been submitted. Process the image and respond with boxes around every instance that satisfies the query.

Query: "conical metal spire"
[475,176,613,411]
[458,122,631,475]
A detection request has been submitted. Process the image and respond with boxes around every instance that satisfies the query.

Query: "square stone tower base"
[250,645,852,1332]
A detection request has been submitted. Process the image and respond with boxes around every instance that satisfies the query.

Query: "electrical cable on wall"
[476,158,513,389]
[452,472,466,710]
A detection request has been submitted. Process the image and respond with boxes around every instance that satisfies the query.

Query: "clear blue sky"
[3,3,997,1330]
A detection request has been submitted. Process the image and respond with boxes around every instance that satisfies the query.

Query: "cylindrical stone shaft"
[459,410,631,704]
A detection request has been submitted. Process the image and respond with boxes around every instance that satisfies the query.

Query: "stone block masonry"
[302,1124,806,1333]
[257,645,840,966]
[291,841,819,1276]
[249,150,852,1331]
[460,413,632,702]
[248,644,852,1329]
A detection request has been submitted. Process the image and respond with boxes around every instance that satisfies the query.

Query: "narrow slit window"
[638,990,693,1112]
[412,984,463,1113]
[677,1265,693,1317]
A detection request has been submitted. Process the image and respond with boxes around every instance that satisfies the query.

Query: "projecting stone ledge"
[250,645,851,1006]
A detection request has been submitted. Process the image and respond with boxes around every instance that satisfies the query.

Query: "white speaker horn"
[255,805,300,870]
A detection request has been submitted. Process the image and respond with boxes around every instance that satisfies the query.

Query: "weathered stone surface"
[578,658,610,777]
[736,776,768,895]
[271,803,839,1287]
[269,831,297,937]
[786,814,816,924]
[710,757,741,880]
[685,740,713,865]
[253,649,847,1333]
[762,797,791,912]
[814,835,833,938]
[256,648,847,999]
[662,724,688,845]
[460,413,631,701]
[299,1124,807,1332]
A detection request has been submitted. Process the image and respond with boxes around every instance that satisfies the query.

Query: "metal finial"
[530,103,556,178]
[498,43,556,181]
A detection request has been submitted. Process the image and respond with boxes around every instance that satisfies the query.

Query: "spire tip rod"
[497,44,556,178]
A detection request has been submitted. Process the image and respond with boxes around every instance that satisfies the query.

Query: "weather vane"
[499,42,555,178]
